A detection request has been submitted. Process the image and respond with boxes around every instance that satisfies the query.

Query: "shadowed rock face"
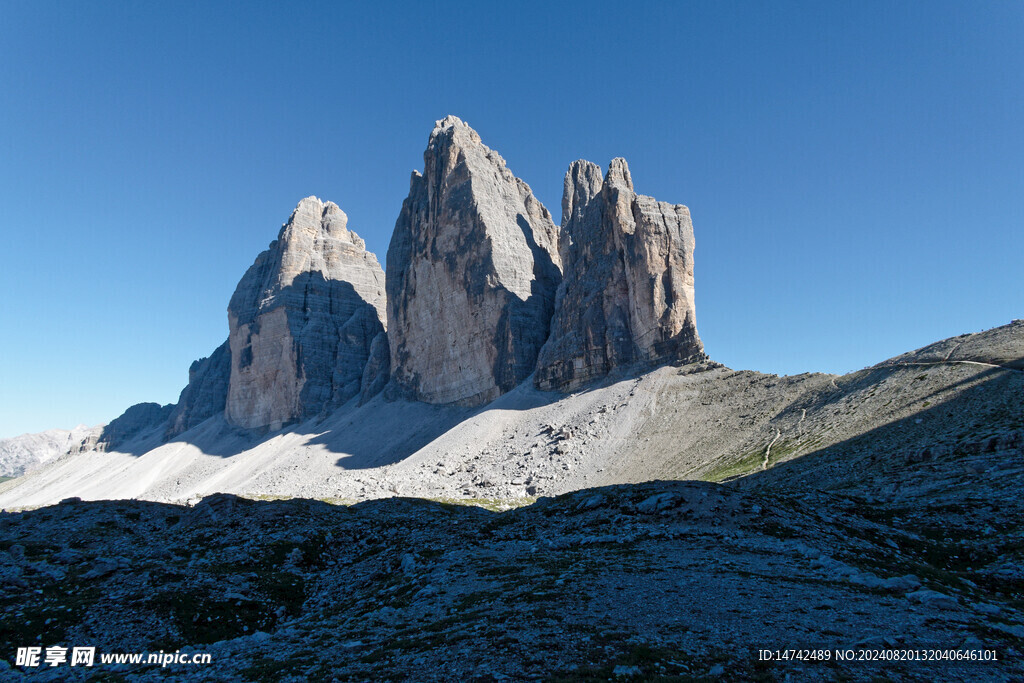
[226,197,387,430]
[99,402,174,450]
[386,116,562,406]
[536,158,705,391]
[165,341,231,439]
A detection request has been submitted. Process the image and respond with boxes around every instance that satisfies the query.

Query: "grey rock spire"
[226,197,387,430]
[535,158,704,391]
[385,116,562,406]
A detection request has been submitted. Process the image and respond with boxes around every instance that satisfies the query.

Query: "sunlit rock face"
[226,197,387,430]
[535,158,704,392]
[385,116,562,406]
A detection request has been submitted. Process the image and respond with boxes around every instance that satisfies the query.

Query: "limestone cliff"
[99,402,174,450]
[165,341,231,439]
[226,197,387,430]
[535,158,704,391]
[385,116,562,406]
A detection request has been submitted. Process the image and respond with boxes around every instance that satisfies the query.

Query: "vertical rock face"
[535,158,704,391]
[359,331,390,404]
[165,341,231,439]
[386,116,562,406]
[99,403,174,450]
[226,197,387,430]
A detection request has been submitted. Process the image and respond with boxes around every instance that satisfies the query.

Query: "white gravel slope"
[0,365,822,508]
[1,320,1020,511]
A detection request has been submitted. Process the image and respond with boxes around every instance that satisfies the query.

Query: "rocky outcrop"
[359,331,390,404]
[386,116,562,406]
[226,197,387,430]
[165,341,231,439]
[535,158,704,391]
[878,319,1024,371]
[0,425,103,478]
[99,403,174,450]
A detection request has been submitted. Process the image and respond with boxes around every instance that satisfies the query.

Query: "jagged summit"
[435,113,468,127]
[430,114,479,142]
[228,196,384,325]
[561,160,604,231]
[226,196,387,430]
[536,157,705,391]
[605,156,633,189]
[385,117,562,406]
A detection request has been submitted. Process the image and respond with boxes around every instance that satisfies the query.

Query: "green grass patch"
[427,496,536,512]
[703,448,764,482]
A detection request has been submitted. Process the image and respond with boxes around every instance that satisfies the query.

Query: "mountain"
[93,195,388,451]
[0,117,1021,681]
[0,424,102,478]
[225,196,386,429]
[536,158,705,391]
[385,115,562,406]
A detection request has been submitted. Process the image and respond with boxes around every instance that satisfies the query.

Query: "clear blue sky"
[1,1,1021,437]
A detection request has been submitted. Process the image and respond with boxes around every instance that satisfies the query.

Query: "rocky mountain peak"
[605,157,634,191]
[562,160,603,230]
[536,158,705,391]
[225,196,387,430]
[231,196,384,324]
[386,117,562,406]
[430,114,481,145]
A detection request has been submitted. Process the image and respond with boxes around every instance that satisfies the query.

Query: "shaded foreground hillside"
[0,322,1020,679]
[1,476,1021,682]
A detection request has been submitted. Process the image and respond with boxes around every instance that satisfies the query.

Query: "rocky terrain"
[0,425,102,479]
[1,116,1021,679]
[385,115,562,406]
[0,474,1020,681]
[0,321,1019,679]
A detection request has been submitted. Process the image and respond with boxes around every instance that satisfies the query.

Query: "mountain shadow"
[737,360,1024,508]
[101,274,384,457]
